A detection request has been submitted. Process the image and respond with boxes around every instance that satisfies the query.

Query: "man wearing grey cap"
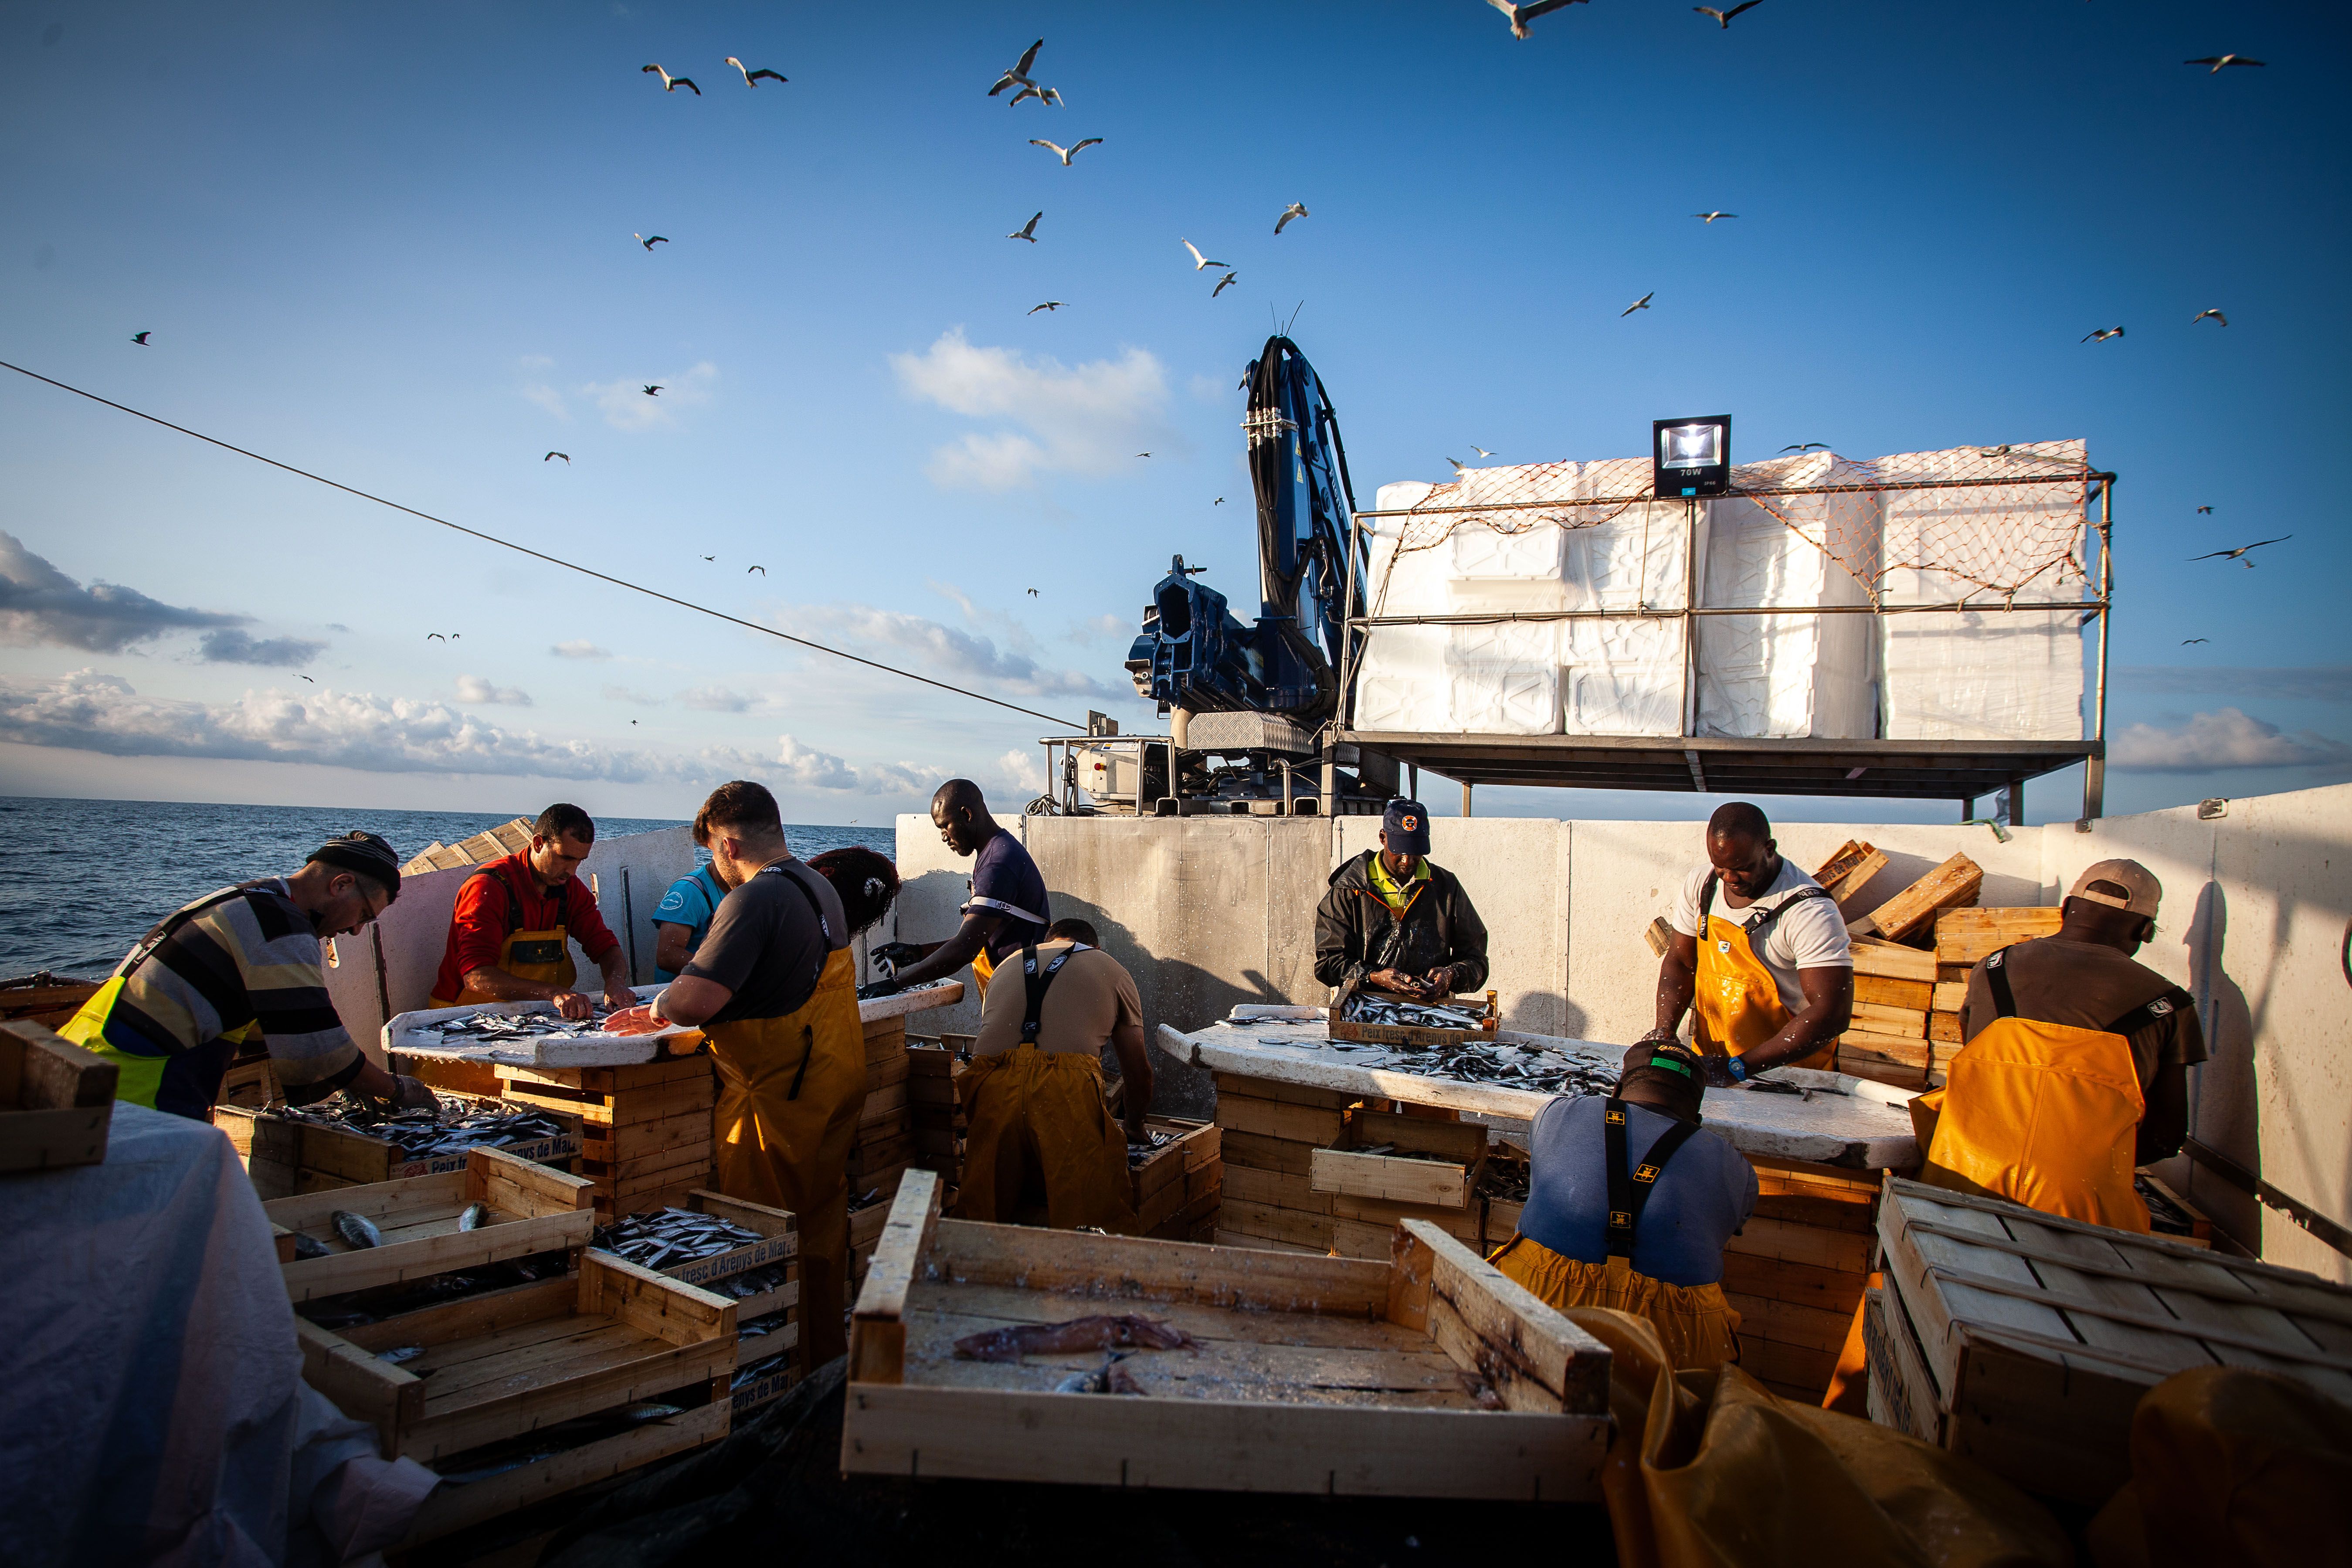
[1916,857,2205,1231]
[1313,798,1490,1001]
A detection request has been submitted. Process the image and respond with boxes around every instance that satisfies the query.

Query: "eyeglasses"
[355,882,392,928]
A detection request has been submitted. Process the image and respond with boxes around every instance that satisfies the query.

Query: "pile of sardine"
[732,1350,794,1392]
[709,1263,791,1302]
[855,976,960,1002]
[406,1005,640,1048]
[1126,1129,1174,1168]
[1384,1038,1616,1096]
[736,1307,793,1344]
[591,1206,766,1269]
[277,1094,572,1158]
[1339,992,1490,1031]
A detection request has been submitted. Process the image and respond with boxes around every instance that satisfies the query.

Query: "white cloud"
[553,641,611,660]
[679,685,757,713]
[0,529,244,652]
[520,383,570,421]
[602,685,662,706]
[454,674,533,707]
[995,746,1046,794]
[2109,707,2352,772]
[772,733,858,790]
[892,329,1172,491]
[584,362,716,432]
[0,669,705,783]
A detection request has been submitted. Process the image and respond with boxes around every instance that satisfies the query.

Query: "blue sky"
[2,0,2345,830]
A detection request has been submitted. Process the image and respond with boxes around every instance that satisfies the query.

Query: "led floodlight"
[1653,415,1731,498]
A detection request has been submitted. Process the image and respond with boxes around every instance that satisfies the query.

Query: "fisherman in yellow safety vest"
[60,831,436,1119]
[1490,1040,1758,1371]
[952,917,1154,1232]
[1645,802,1854,1086]
[1823,857,2206,1413]
[866,779,1050,1003]
[607,781,864,1375]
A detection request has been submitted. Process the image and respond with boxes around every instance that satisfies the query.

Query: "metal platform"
[1335,731,2103,819]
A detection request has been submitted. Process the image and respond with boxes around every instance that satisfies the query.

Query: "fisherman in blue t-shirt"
[869,778,1049,1001]
[1487,1039,1758,1372]
[651,860,727,981]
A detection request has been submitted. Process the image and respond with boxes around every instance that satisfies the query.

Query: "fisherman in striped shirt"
[60,831,436,1120]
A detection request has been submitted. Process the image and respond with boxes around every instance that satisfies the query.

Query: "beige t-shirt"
[974,942,1144,1057]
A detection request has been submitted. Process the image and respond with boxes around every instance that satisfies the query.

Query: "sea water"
[0,796,893,977]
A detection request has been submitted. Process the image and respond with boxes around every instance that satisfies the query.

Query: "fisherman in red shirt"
[430,803,636,1018]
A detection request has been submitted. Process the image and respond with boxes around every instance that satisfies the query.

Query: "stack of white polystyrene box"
[1877,442,2088,742]
[1555,460,1689,736]
[1352,481,1452,732]
[1694,451,1880,739]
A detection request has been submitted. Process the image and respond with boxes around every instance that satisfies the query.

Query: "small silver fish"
[457,1202,491,1231]
[379,1344,425,1364]
[620,1403,683,1424]
[292,1232,332,1260]
[331,1210,381,1249]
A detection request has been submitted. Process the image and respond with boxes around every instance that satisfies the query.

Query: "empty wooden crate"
[1872,1176,2352,1504]
[842,1170,1609,1498]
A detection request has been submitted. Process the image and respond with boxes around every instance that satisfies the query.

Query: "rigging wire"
[0,357,1086,731]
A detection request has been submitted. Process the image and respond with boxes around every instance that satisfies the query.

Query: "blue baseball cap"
[1381,798,1431,855]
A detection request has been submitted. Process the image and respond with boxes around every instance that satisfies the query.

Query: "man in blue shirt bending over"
[871,778,1049,1001]
[652,859,727,982]
[1487,1039,1757,1372]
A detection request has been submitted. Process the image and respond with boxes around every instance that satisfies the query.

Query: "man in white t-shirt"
[1642,802,1854,1083]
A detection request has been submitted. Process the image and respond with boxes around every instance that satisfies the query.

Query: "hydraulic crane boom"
[1126,336,1366,725]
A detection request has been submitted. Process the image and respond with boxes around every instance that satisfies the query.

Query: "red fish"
[953,1314,1197,1364]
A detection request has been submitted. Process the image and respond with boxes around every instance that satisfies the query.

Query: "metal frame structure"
[1327,471,2116,825]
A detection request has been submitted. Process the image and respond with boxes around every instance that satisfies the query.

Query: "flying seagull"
[2189,536,2290,567]
[1215,497,1225,505]
[990,39,1044,97]
[636,233,668,250]
[725,57,785,87]
[1782,442,1828,453]
[299,674,315,682]
[748,564,765,575]
[1694,1,1762,27]
[702,555,715,561]
[2185,55,2264,73]
[2082,326,2125,343]
[1008,212,1042,242]
[2193,309,2228,326]
[1489,0,1588,41]
[1622,291,1654,316]
[1472,446,1496,457]
[1181,239,1228,272]
[2197,506,2214,514]
[1213,271,1239,297]
[1026,588,1039,597]
[1137,452,1152,458]
[1028,300,1065,315]
[1031,138,1102,166]
[643,384,663,395]
[545,452,569,463]
[2182,638,2210,645]
[1276,203,1310,234]
[427,633,446,641]
[1694,211,1738,223]
[642,64,700,94]
[1447,457,1470,475]
[1008,83,1062,107]
[130,331,152,345]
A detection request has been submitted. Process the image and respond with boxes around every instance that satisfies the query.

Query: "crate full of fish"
[383,988,703,1070]
[263,1146,598,1303]
[593,1192,799,1320]
[1129,1117,1222,1239]
[221,1093,585,1189]
[1327,986,1499,1048]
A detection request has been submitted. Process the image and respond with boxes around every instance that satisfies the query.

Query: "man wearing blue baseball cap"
[1312,798,1490,1001]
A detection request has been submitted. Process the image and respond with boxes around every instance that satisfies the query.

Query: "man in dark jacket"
[1313,798,1490,999]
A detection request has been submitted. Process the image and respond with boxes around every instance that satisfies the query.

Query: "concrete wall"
[891,784,2352,1277]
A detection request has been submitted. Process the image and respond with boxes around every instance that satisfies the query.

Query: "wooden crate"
[1130,1117,1221,1237]
[223,1098,586,1189]
[1874,1176,2352,1504]
[1812,839,1889,917]
[1725,1157,1880,1403]
[265,1147,597,1302]
[1311,1110,1484,1210]
[1934,906,2064,968]
[1850,938,1938,984]
[843,1170,1610,1497]
[602,1188,801,1414]
[1850,853,1982,942]
[0,1021,115,1175]
[502,1056,715,1219]
[397,1397,728,1548]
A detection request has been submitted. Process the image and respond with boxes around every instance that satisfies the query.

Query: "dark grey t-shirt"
[680,859,846,1024]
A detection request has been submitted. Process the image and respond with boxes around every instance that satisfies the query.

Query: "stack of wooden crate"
[1928,906,2064,1082]
[601,1190,801,1418]
[1212,1072,1352,1254]
[1864,1176,2352,1505]
[272,1147,738,1548]
[397,816,536,876]
[1720,1157,1880,1402]
[498,1056,715,1220]
[1836,940,1939,1089]
[215,1096,584,1200]
[907,1033,969,1191]
[1130,1117,1224,1241]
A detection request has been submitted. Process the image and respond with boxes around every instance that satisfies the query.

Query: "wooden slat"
[400,1402,726,1547]
[929,1217,1389,1317]
[1848,939,1938,983]
[279,1208,591,1302]
[1,1022,117,1108]
[1852,853,1982,942]
[1724,1214,1873,1274]
[1850,1001,1928,1036]
[1412,1220,1610,1415]
[1854,974,1934,1011]
[849,1168,944,1384]
[1219,1129,1322,1177]
[580,1250,737,1348]
[1214,1096,1346,1147]
[1212,1072,1356,1110]
[1934,906,2063,966]
[297,1317,424,1440]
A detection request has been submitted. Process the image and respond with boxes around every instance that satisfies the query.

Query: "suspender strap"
[119,886,250,981]
[1017,942,1077,1045]
[1984,945,2019,1019]
[1697,873,1829,943]
[757,862,835,990]
[2106,987,2194,1038]
[1602,1098,1704,1260]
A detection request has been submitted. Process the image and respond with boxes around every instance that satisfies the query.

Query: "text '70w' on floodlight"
[1653,415,1731,498]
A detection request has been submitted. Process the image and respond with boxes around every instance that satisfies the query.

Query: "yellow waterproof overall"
[1491,1100,1744,1373]
[705,929,866,1373]
[1693,876,1838,1072]
[971,944,995,1001]
[951,945,1138,1233]
[431,864,577,1007]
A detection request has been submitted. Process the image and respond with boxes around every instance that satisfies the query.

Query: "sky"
[3,0,2347,832]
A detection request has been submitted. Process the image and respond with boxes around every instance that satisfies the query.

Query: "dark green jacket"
[1312,852,1490,994]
